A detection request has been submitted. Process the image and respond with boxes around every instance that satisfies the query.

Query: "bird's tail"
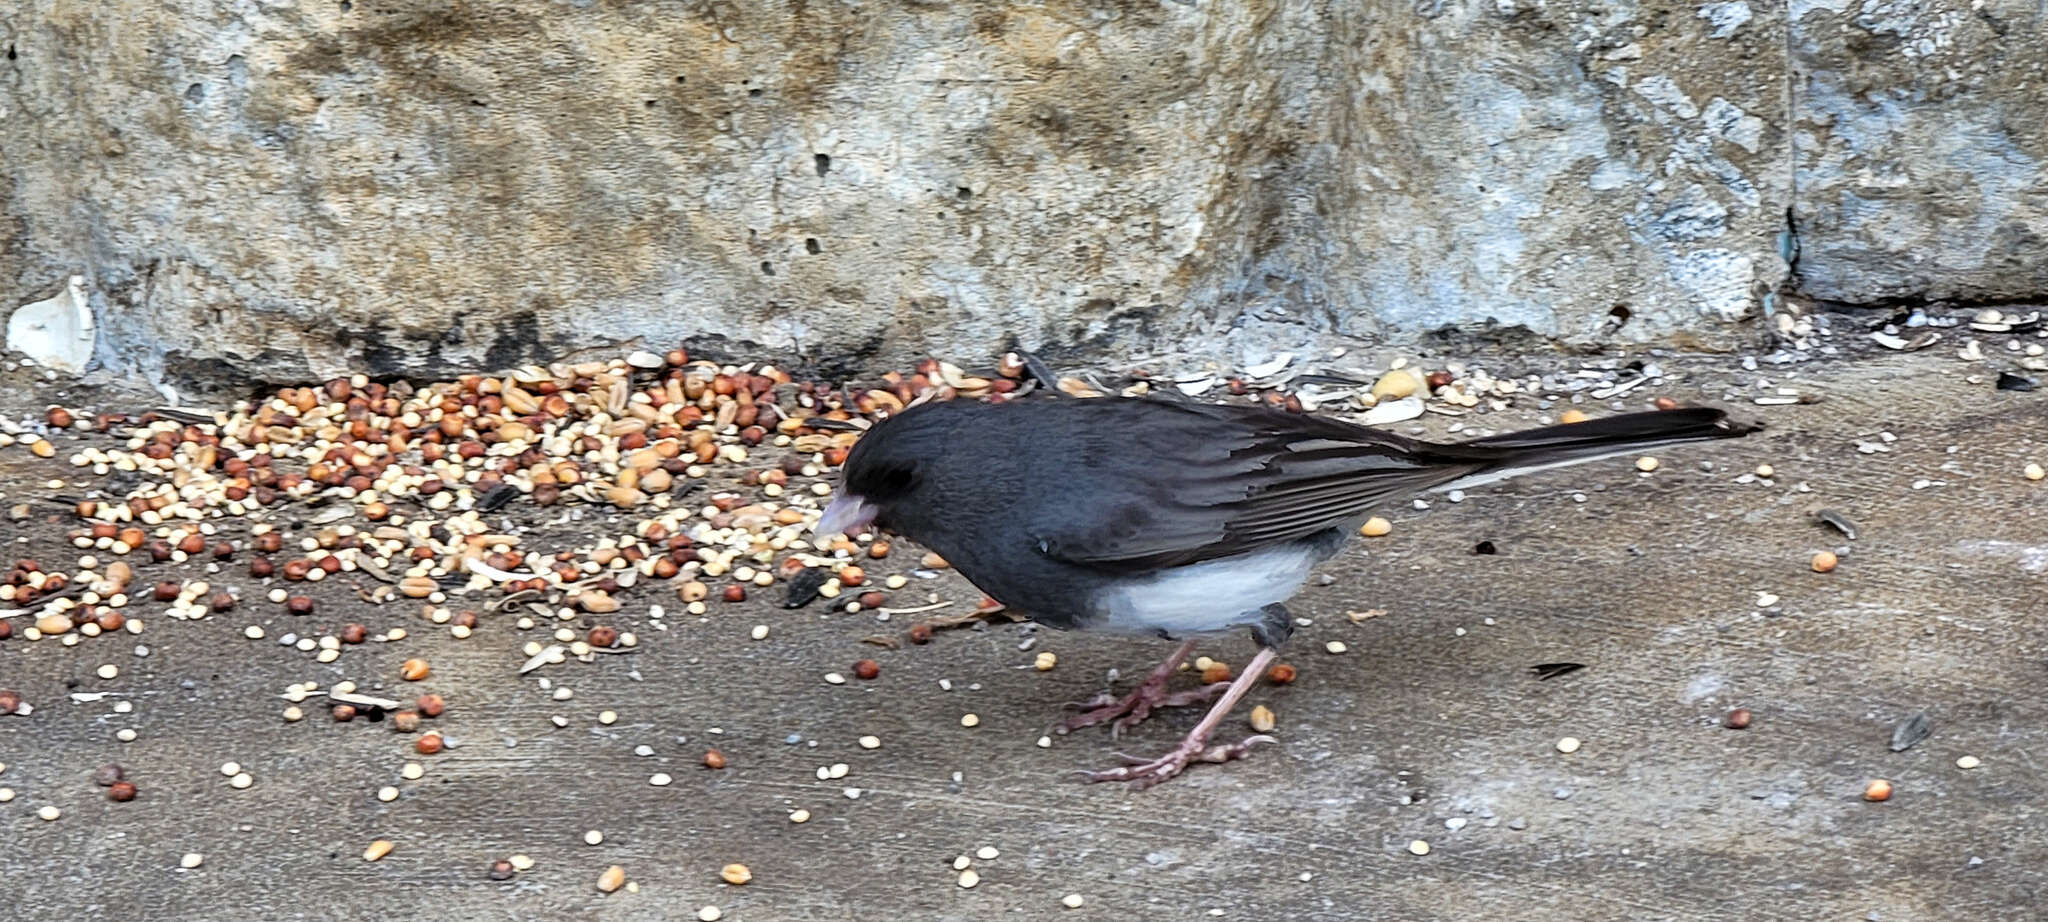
[1430,408,1758,492]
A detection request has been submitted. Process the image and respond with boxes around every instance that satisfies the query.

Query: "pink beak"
[816,494,877,538]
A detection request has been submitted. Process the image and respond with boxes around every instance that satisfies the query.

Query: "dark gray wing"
[1023,400,1487,572]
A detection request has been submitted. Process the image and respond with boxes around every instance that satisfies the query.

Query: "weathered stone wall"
[1,0,2041,385]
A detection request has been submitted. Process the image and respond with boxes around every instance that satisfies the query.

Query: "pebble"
[1325,641,1348,654]
[960,713,980,728]
[1556,737,1582,754]
[180,853,204,869]
[1407,839,1430,856]
[1062,894,1086,909]
[597,865,626,893]
[1956,756,1981,770]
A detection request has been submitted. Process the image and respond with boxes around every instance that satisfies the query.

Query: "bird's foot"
[1070,733,1277,789]
[1056,680,1230,739]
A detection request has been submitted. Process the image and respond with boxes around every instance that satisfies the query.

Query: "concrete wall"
[1,0,2041,384]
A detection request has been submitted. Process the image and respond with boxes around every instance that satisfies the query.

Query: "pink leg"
[1053,638,1227,739]
[1073,647,1280,788]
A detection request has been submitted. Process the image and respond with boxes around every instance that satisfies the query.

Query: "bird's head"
[813,401,957,539]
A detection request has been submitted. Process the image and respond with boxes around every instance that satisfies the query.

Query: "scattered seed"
[853,659,880,680]
[1325,641,1348,654]
[401,762,425,780]
[823,672,846,685]
[789,808,810,823]
[399,658,430,681]
[597,865,626,892]
[1956,755,1981,770]
[703,749,726,769]
[415,733,444,755]
[649,773,672,786]
[957,869,981,889]
[1062,894,1086,909]
[2026,462,2045,482]
[721,863,753,885]
[960,713,980,728]
[1249,705,1277,733]
[1266,663,1297,684]
[585,829,605,846]
[1724,708,1752,730]
[599,710,618,725]
[508,854,535,871]
[1811,550,1838,573]
[180,853,204,869]
[1034,651,1057,671]
[976,846,1000,860]
[1555,737,1582,754]
[1359,517,1392,537]
[697,906,723,921]
[230,772,253,789]
[96,664,119,680]
[1635,456,1660,472]
[378,786,399,802]
[750,624,769,640]
[1407,839,1430,856]
[108,781,137,801]
[1864,779,1893,802]
[858,735,881,750]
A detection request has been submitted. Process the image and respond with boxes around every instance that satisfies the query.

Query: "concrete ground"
[2,347,2044,921]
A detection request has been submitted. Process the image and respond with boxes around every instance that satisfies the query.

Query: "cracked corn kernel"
[1248,705,1276,733]
[1359,516,1392,537]
[1034,651,1057,671]
[721,863,752,885]
[1559,409,1590,424]
[363,839,393,861]
[597,865,626,893]
[2026,462,2045,481]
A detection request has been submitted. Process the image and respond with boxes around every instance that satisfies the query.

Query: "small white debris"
[1407,839,1430,856]
[1325,641,1348,654]
[957,868,981,889]
[696,907,723,922]
[976,846,1000,860]
[858,735,881,750]
[750,624,769,640]
[229,772,253,789]
[377,786,399,802]
[1956,756,1981,770]
[789,808,811,823]
[219,762,242,777]
[1635,456,1660,472]
[649,773,673,786]
[584,829,605,846]
[38,805,62,821]
[1556,737,1582,754]
[824,672,846,685]
[1062,894,1086,909]
[960,713,980,728]
[180,852,204,869]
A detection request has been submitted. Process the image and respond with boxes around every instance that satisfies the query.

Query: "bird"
[815,393,1757,787]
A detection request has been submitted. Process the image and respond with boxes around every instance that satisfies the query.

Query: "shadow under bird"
[817,395,1757,787]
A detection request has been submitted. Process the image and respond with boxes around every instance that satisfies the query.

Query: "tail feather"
[1429,408,1757,493]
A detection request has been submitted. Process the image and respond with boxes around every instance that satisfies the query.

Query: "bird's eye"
[868,463,916,498]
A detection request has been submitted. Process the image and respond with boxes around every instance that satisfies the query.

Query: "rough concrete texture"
[3,349,2046,920]
[2,1,2044,384]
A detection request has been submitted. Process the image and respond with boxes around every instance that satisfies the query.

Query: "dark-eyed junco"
[818,396,1756,787]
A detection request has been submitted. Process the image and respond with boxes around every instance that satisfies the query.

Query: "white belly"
[1091,543,1325,637]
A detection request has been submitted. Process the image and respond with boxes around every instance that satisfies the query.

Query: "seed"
[338,623,366,644]
[377,786,399,802]
[1724,708,1752,730]
[823,672,845,685]
[597,865,626,893]
[853,659,880,680]
[1200,663,1231,684]
[243,625,264,640]
[858,735,881,750]
[332,704,358,722]
[401,762,425,780]
[390,710,420,732]
[1755,463,1776,478]
[399,658,430,681]
[489,859,516,880]
[1635,456,1660,472]
[1034,651,1057,671]
[1266,663,1297,684]
[1407,839,1430,856]
[649,772,672,786]
[1359,516,1392,537]
[180,853,203,869]
[1248,705,1277,733]
[1556,737,1582,754]
[960,713,980,728]
[721,584,746,603]
[750,624,769,641]
[1325,641,1348,654]
[598,710,618,725]
[1559,408,1590,424]
[220,761,242,777]
[1062,894,1086,909]
[908,623,933,644]
[1863,779,1892,801]
[789,808,810,823]
[585,829,606,845]
[587,626,618,647]
[721,863,753,885]
[957,869,981,889]
[283,706,303,721]
[230,772,253,789]
[108,781,137,802]
[1811,550,1838,573]
[97,664,119,680]
[93,763,126,786]
[857,590,885,609]
[286,595,314,615]
[152,581,180,602]
[1956,755,1982,770]
[35,613,74,635]
[415,733,444,754]
[508,853,534,870]
[703,749,726,769]
[417,694,445,717]
[2026,462,2046,481]
[697,907,723,922]
[37,805,60,821]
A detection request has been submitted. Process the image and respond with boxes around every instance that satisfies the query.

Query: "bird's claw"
[1073,734,1276,788]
